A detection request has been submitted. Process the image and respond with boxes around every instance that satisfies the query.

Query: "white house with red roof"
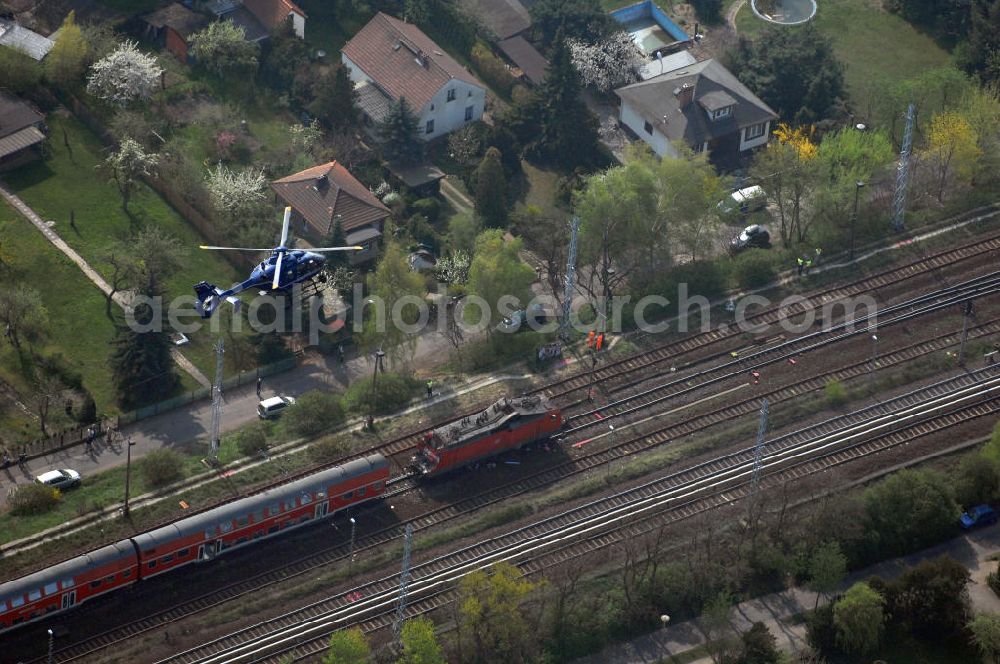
[341,12,486,140]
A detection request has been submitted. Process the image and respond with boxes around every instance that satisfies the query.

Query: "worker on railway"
[804,258,813,275]
[814,247,822,264]
[426,379,434,398]
[796,256,804,276]
[730,351,739,359]
[751,370,761,385]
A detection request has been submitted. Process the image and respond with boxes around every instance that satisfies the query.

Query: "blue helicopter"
[193,206,362,318]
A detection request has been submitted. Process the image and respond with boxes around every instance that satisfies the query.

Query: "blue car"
[961,504,998,529]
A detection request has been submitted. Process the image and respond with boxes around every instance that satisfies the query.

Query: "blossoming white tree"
[205,164,267,217]
[568,32,643,93]
[105,137,157,212]
[87,41,162,107]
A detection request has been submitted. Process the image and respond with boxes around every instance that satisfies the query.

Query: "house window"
[643,120,653,135]
[745,122,767,141]
[712,107,732,120]
[465,105,474,121]
[426,120,434,134]
[447,88,456,102]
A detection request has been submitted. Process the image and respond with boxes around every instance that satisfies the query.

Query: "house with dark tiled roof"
[341,13,486,140]
[141,3,210,63]
[614,58,777,162]
[271,161,391,265]
[0,93,46,170]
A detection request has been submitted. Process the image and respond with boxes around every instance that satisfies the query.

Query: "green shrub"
[140,448,185,488]
[8,483,60,515]
[825,379,848,407]
[411,197,441,223]
[308,436,351,464]
[235,423,269,457]
[989,562,1000,597]
[283,390,346,439]
[344,372,416,415]
[733,250,777,290]
[471,42,517,98]
[408,213,440,251]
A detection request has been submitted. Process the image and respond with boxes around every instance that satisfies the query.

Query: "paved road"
[576,524,1000,664]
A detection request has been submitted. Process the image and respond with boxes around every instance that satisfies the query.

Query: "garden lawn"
[297,0,369,57]
[0,201,117,425]
[735,0,950,98]
[3,114,243,378]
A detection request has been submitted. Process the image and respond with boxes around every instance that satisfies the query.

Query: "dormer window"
[712,106,732,120]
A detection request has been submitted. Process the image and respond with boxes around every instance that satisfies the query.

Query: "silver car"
[35,468,82,490]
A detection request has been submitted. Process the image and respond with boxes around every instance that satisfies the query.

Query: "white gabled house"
[341,12,487,140]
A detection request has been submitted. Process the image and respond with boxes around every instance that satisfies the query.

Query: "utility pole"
[367,348,385,429]
[748,398,769,507]
[559,217,580,341]
[209,338,224,463]
[348,516,356,566]
[891,103,916,233]
[393,523,414,648]
[959,300,974,366]
[870,332,879,395]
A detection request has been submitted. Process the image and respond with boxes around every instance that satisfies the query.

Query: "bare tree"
[31,371,65,436]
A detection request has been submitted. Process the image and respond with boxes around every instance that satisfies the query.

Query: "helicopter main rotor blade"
[272,251,284,290]
[199,246,273,252]
[279,206,291,248]
[309,246,365,252]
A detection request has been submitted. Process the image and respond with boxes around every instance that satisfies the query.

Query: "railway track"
[160,368,1000,664]
[542,231,1000,400]
[31,288,1000,663]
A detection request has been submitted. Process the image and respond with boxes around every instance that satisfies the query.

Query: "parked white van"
[257,396,296,419]
[719,186,767,216]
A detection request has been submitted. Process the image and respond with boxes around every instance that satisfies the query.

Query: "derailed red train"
[0,396,561,634]
[413,395,562,476]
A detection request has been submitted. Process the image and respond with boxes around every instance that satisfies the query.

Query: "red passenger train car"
[413,395,562,477]
[0,454,389,633]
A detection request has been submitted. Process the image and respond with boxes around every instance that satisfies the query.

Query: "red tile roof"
[341,12,483,111]
[271,161,390,238]
[242,0,306,31]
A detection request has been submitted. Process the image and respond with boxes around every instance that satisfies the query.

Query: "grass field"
[0,201,119,413]
[735,0,950,98]
[3,114,244,380]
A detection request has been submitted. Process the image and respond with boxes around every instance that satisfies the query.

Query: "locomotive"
[413,395,562,476]
[0,396,562,635]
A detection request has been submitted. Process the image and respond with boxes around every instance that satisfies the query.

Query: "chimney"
[674,82,694,108]
[313,174,328,192]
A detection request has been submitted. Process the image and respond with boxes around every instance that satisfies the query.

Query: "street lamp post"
[47,628,54,664]
[849,181,865,261]
[659,614,671,661]
[123,437,137,517]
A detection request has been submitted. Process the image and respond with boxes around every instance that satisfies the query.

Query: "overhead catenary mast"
[891,103,916,233]
[559,217,580,341]
[209,338,224,463]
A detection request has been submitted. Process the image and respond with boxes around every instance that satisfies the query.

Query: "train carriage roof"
[0,539,135,601]
[134,454,388,547]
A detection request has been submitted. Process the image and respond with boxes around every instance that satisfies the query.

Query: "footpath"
[576,524,1000,664]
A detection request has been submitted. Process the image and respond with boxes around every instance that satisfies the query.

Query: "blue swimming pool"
[611,1,689,55]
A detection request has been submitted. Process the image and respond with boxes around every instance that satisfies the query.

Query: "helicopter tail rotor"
[194,281,220,318]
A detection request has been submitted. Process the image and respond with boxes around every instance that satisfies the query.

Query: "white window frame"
[712,107,732,120]
[745,122,767,140]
